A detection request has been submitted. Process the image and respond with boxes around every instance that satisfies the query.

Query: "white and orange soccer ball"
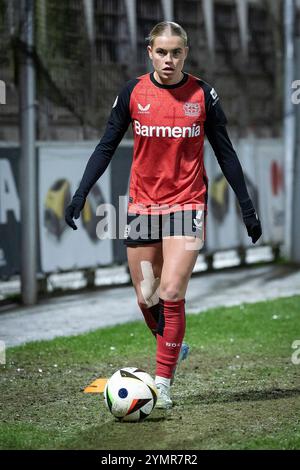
[103,367,158,422]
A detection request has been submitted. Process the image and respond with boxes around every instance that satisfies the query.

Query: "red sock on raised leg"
[155,298,186,379]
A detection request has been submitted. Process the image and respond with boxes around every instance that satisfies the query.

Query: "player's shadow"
[146,410,170,422]
[183,387,300,405]
[115,415,166,423]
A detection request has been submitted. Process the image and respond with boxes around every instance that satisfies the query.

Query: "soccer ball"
[104,367,158,422]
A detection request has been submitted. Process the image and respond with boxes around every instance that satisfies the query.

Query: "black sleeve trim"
[197,79,252,210]
[204,123,252,207]
[75,78,139,198]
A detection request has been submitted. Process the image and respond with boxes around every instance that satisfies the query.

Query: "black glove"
[65,193,86,230]
[242,211,262,244]
[239,199,262,244]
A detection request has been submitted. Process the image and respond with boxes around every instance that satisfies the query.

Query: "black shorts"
[123,209,207,246]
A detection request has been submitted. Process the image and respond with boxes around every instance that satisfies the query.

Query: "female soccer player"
[65,21,262,409]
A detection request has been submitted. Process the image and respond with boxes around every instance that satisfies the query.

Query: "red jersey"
[126,72,209,214]
[76,72,252,217]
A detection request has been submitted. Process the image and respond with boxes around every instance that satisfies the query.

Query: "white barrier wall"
[204,139,284,251]
[0,138,285,277]
[38,143,113,272]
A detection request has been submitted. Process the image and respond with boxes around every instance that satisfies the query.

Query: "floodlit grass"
[0,295,299,450]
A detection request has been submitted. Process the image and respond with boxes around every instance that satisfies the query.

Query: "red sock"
[156,298,186,379]
[139,303,160,337]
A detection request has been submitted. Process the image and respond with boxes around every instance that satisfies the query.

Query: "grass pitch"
[0,295,299,450]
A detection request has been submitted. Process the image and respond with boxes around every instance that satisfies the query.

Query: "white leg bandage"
[140,260,160,307]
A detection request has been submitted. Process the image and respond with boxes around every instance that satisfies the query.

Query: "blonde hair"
[146,21,188,48]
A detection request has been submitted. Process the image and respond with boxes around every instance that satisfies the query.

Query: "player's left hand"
[65,194,86,230]
[243,212,262,244]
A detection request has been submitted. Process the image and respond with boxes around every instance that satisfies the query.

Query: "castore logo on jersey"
[138,103,151,113]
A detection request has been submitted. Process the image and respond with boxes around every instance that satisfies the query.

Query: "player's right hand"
[65,194,86,230]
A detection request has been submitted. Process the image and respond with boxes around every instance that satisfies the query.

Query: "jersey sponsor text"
[134,119,201,138]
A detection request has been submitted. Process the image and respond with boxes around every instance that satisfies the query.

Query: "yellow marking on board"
[84,378,108,394]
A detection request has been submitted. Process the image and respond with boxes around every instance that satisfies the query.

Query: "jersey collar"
[150,71,189,89]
